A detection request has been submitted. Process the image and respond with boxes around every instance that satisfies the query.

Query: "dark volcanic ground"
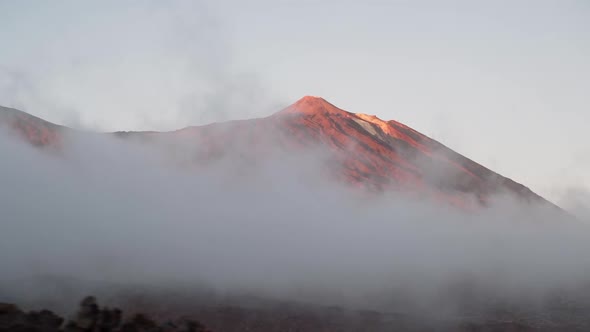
[4,280,590,332]
[0,295,543,332]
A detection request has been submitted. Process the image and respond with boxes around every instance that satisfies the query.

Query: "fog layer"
[1,129,589,317]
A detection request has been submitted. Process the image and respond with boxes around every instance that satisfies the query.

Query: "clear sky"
[0,0,588,204]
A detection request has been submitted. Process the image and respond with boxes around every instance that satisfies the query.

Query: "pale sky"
[0,0,588,203]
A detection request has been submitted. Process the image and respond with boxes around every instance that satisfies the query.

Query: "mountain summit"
[281,96,345,115]
[0,98,552,209]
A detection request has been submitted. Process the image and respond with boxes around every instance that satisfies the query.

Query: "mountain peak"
[281,96,348,116]
[297,95,325,103]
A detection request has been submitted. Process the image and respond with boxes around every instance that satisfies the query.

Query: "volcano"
[0,96,552,209]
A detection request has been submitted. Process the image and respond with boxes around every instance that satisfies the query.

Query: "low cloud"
[557,187,590,222]
[1,128,589,320]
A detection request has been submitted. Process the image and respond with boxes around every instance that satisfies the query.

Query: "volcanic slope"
[0,97,550,208]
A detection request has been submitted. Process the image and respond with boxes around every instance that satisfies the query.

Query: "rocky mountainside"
[0,96,553,209]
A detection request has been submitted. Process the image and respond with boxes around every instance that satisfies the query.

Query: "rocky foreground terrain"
[3,294,582,332]
[0,296,211,332]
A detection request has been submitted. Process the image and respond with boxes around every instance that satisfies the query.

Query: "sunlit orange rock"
[0,97,553,209]
[0,106,63,148]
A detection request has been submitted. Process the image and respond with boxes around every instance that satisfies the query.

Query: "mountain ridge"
[0,97,553,209]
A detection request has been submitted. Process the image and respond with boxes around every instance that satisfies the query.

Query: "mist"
[1,127,590,321]
[0,1,282,132]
